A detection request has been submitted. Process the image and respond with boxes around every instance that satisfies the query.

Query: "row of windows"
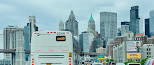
[147,56,151,58]
[134,37,147,41]
[147,45,154,46]
[147,48,151,51]
[135,38,141,40]
[147,52,151,55]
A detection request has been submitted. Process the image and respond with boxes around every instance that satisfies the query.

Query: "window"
[129,34,130,38]
[149,56,151,57]
[56,36,66,41]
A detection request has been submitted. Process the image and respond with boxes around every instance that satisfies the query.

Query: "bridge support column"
[11,53,15,65]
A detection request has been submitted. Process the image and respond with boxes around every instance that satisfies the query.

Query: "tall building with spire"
[88,14,95,31]
[65,10,78,36]
[59,20,64,31]
[87,14,97,36]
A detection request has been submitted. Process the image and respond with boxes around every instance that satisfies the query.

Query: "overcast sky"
[0,0,154,59]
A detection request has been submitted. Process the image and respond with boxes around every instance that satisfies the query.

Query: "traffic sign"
[98,58,104,60]
[94,54,105,60]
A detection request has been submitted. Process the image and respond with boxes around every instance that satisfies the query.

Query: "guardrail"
[0,49,30,54]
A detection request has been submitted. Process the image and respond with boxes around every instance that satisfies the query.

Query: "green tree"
[106,58,114,62]
[124,57,149,65]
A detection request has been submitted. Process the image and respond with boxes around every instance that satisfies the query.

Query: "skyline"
[0,0,154,59]
[0,0,154,34]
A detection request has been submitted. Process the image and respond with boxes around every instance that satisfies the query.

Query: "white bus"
[31,31,81,65]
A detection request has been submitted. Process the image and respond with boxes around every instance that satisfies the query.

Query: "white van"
[92,62,103,65]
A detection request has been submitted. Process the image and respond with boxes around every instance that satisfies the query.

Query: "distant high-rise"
[139,17,144,33]
[87,14,97,36]
[9,28,25,65]
[24,16,38,61]
[91,34,104,52]
[28,16,38,35]
[59,20,64,31]
[88,14,95,31]
[117,28,121,36]
[79,31,94,52]
[65,10,78,36]
[3,26,24,65]
[100,12,117,40]
[129,6,140,35]
[3,26,19,59]
[150,10,154,36]
[121,22,129,36]
[145,18,150,37]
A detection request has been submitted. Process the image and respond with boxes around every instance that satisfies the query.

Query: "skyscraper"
[3,26,19,59]
[24,16,38,61]
[100,12,117,40]
[59,20,64,31]
[129,6,140,35]
[91,34,104,52]
[145,18,150,37]
[28,16,38,35]
[9,28,25,65]
[150,10,154,36]
[79,31,94,52]
[65,10,78,36]
[117,28,121,36]
[139,17,144,33]
[88,14,95,31]
[121,22,129,36]
[87,14,97,37]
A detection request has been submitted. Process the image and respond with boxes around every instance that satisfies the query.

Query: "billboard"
[151,35,154,38]
[107,42,115,46]
[127,53,141,59]
[126,41,141,52]
[95,54,104,60]
[136,33,144,36]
